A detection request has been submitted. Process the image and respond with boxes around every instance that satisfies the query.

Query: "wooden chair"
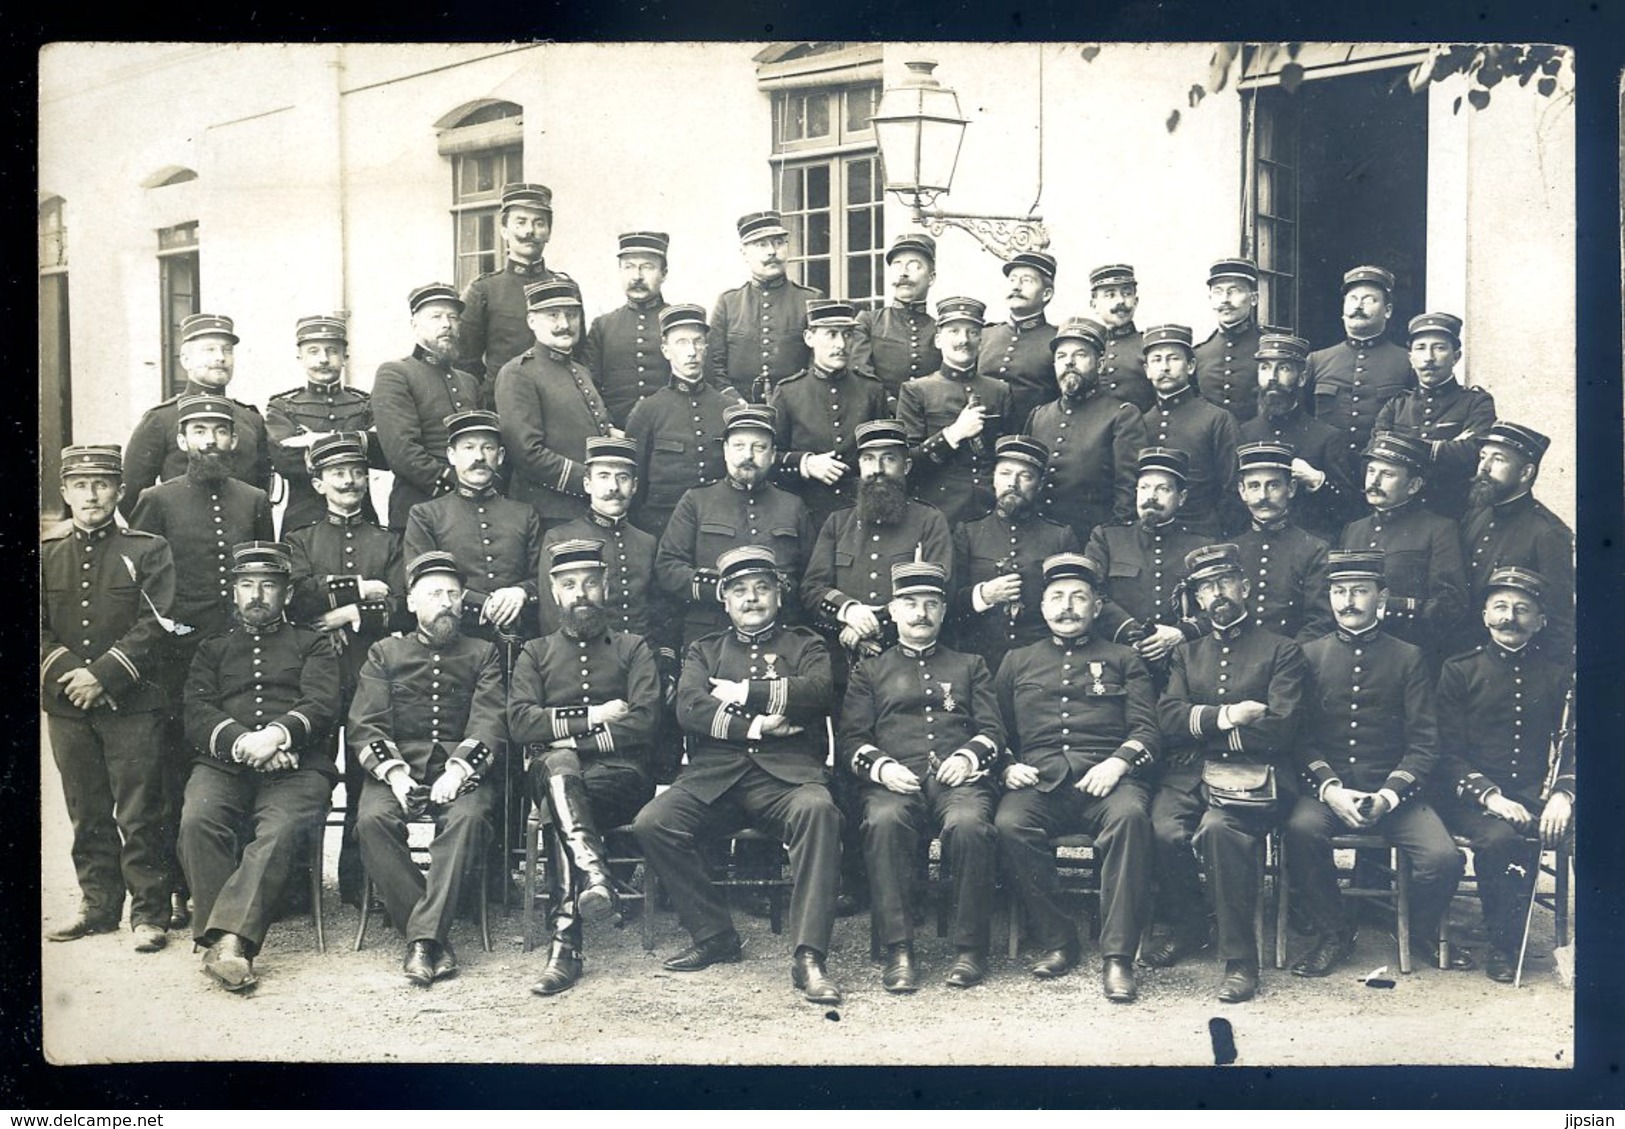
[1441,833,1573,964]
[1277,833,1414,973]
[522,800,655,952]
[353,814,493,954]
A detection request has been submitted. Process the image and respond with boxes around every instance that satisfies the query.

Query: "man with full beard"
[978,250,1061,425]
[1193,258,1264,422]
[583,232,672,428]
[1023,316,1146,542]
[1088,264,1156,413]
[851,233,943,409]
[1303,265,1414,466]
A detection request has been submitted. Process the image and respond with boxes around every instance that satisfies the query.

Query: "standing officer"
[349,551,507,987]
[1304,265,1414,467]
[1230,442,1334,641]
[1141,324,1240,538]
[372,283,490,530]
[979,250,1060,425]
[509,539,660,996]
[1194,258,1264,422]
[460,183,566,379]
[1023,316,1146,543]
[707,211,824,402]
[897,296,1014,525]
[952,435,1079,671]
[993,553,1159,1001]
[1088,264,1156,413]
[1147,544,1307,1003]
[265,315,385,537]
[43,445,177,950]
[179,541,340,992]
[633,546,844,1006]
[850,232,942,408]
[768,299,890,534]
[494,276,616,532]
[584,231,671,427]
[841,561,1005,992]
[122,313,270,518]
[1374,312,1496,521]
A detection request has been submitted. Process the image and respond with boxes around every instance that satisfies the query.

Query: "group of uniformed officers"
[43,184,1575,1010]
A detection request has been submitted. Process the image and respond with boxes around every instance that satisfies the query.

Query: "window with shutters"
[440,101,524,291]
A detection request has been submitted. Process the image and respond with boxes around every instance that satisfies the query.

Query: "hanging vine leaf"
[1538,76,1557,96]
[1279,62,1305,94]
[1209,42,1240,92]
[1166,108,1181,133]
[1189,84,1206,108]
[1467,87,1492,110]
[1080,44,1101,63]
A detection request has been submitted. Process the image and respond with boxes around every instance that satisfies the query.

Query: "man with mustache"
[494,276,616,532]
[1372,313,1497,521]
[1145,544,1307,1003]
[1238,333,1355,541]
[1141,324,1240,538]
[850,233,943,409]
[177,541,341,991]
[993,553,1158,1000]
[633,546,844,1006]
[1457,421,1574,660]
[1193,258,1265,422]
[349,551,507,988]
[121,313,271,520]
[1286,550,1469,977]
[265,315,386,537]
[979,250,1060,425]
[1087,264,1156,413]
[1023,316,1146,542]
[706,211,824,402]
[460,183,571,380]
[1433,568,1574,983]
[583,232,672,428]
[509,539,660,996]
[897,296,1014,525]
[841,561,1005,992]
[952,435,1079,671]
[372,283,492,531]
[1229,442,1334,642]
[1303,265,1415,466]
[768,299,890,534]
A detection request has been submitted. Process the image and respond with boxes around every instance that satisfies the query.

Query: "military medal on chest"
[1089,661,1107,695]
[941,682,957,712]
[762,653,779,677]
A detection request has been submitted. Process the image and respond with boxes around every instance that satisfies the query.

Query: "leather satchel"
[1201,761,1278,810]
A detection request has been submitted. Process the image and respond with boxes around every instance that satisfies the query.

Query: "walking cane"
[1514,685,1574,988]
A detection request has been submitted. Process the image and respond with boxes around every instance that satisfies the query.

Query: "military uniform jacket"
[41,522,176,716]
[1083,520,1208,643]
[979,314,1058,426]
[1194,318,1263,422]
[404,486,542,608]
[1339,499,1467,652]
[840,641,1004,781]
[1144,385,1241,536]
[951,511,1080,666]
[130,476,275,640]
[120,380,271,520]
[896,366,1014,525]
[1024,392,1145,538]
[1238,404,1358,540]
[1233,519,1334,641]
[624,376,745,528]
[1100,323,1156,413]
[372,346,490,529]
[1299,626,1437,802]
[538,512,663,644]
[674,623,834,803]
[286,512,406,688]
[1460,492,1575,659]
[802,501,954,628]
[1304,335,1414,464]
[265,380,386,534]
[494,344,615,522]
[994,634,1159,792]
[509,628,660,779]
[459,258,562,379]
[1373,379,1497,520]
[349,631,506,785]
[656,481,817,642]
[707,276,824,401]
[851,303,941,406]
[1435,642,1573,807]
[768,365,890,526]
[584,297,670,427]
[183,621,341,779]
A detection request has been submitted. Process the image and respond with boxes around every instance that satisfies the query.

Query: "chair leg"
[311,826,326,955]
[354,876,372,952]
[1253,837,1266,971]
[478,853,493,953]
[641,868,658,952]
[1273,834,1289,970]
[1006,888,1021,960]
[1554,843,1571,948]
[523,814,542,954]
[1394,849,1412,975]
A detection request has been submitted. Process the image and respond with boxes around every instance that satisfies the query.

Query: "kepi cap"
[548,538,606,575]
[585,435,638,466]
[1236,440,1296,475]
[306,432,368,473]
[890,561,948,598]
[617,231,670,258]
[1042,552,1103,589]
[993,434,1049,471]
[1342,265,1395,294]
[723,403,778,436]
[737,211,789,242]
[660,303,709,335]
[885,232,936,266]
[501,183,553,214]
[60,444,123,479]
[1050,316,1107,354]
[1256,332,1311,362]
[177,393,236,428]
[231,540,292,577]
[1483,566,1548,607]
[856,419,909,451]
[181,313,239,345]
[1207,258,1259,287]
[409,283,464,315]
[443,409,502,443]
[716,545,780,590]
[1479,420,1550,463]
[1184,543,1243,585]
[1325,550,1384,582]
[934,296,986,326]
[1363,431,1431,472]
[407,550,464,588]
[525,276,583,311]
[1408,312,1463,344]
[1088,264,1137,289]
[295,315,347,345]
[1137,446,1190,484]
[1141,324,1195,354]
[1003,250,1058,282]
[805,299,859,329]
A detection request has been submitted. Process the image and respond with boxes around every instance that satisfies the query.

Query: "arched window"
[437,100,524,290]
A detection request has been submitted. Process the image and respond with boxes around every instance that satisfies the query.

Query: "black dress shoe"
[662,930,743,972]
[1484,948,1516,983]
[530,941,583,996]
[168,893,192,931]
[1412,941,1477,972]
[1217,960,1259,1003]
[432,941,459,981]
[47,912,121,942]
[1101,956,1137,1002]
[202,933,257,993]
[882,942,918,993]
[944,948,987,989]
[791,947,842,1005]
[1139,925,1210,968]
[1029,940,1081,979]
[1291,929,1356,978]
[403,940,438,987]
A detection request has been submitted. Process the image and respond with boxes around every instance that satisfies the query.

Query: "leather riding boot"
[534,831,586,996]
[546,771,618,924]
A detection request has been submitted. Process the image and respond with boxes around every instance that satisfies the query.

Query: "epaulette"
[1469,385,1487,394]
[473,267,503,283]
[776,369,808,386]
[1116,400,1137,412]
[41,520,73,541]
[117,527,163,541]
[231,397,264,414]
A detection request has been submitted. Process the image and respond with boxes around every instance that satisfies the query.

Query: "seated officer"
[1434,568,1574,982]
[178,542,340,991]
[348,551,506,987]
[993,554,1158,1002]
[633,546,843,1005]
[509,539,660,996]
[840,562,1005,993]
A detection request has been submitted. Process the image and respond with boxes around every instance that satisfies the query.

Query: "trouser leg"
[1376,801,1464,944]
[993,786,1073,952]
[1193,802,1273,962]
[932,780,998,951]
[47,712,125,922]
[1445,801,1536,955]
[1150,779,1206,934]
[203,769,332,952]
[1284,796,1347,935]
[1078,780,1154,960]
[407,783,500,946]
[355,779,424,936]
[742,774,842,955]
[860,786,922,948]
[96,709,171,923]
[177,763,253,946]
[633,783,741,945]
[337,730,366,905]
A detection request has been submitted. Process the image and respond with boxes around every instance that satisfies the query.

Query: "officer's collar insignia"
[895,300,928,315]
[455,483,499,501]
[733,623,779,645]
[588,510,624,529]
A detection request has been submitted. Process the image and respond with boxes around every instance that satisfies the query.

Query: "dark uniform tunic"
[121,381,271,521]
[1232,518,1334,641]
[951,511,1079,669]
[404,485,543,640]
[537,512,661,641]
[841,641,1003,949]
[992,634,1159,956]
[286,512,405,690]
[1143,385,1241,537]
[851,302,940,408]
[768,364,890,532]
[624,375,744,537]
[1083,520,1208,646]
[1339,499,1467,663]
[130,477,276,643]
[1239,402,1359,541]
[1304,335,1414,466]
[1194,318,1263,422]
[1023,392,1145,542]
[1099,323,1156,413]
[372,346,490,529]
[459,258,560,379]
[896,365,1014,525]
[265,380,384,536]
[1374,379,1497,521]
[978,313,1057,426]
[583,296,669,427]
[1458,492,1575,660]
[706,276,824,402]
[494,344,614,525]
